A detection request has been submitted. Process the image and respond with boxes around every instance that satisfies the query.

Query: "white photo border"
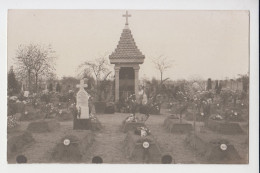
[0,0,258,173]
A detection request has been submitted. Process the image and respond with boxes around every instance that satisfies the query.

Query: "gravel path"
[83,113,130,163]
[83,113,204,164]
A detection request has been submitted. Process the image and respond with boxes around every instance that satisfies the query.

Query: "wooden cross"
[122,10,131,25]
[77,79,88,90]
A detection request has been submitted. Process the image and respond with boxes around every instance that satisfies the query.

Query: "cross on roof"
[77,79,88,90]
[122,11,131,25]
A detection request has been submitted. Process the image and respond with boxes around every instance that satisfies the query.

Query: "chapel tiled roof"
[109,26,145,64]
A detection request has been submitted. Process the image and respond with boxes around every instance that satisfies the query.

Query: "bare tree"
[78,56,111,84]
[151,55,173,85]
[15,44,35,92]
[78,55,112,101]
[14,44,56,93]
[32,44,56,92]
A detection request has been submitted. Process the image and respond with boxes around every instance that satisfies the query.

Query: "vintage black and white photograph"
[7,9,250,164]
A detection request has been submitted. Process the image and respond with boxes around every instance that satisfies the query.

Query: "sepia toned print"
[7,10,249,164]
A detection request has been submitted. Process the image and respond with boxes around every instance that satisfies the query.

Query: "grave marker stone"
[76,79,89,119]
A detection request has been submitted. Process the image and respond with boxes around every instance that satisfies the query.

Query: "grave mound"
[19,109,45,121]
[163,116,193,133]
[27,119,60,133]
[185,133,243,163]
[123,131,162,163]
[7,131,34,161]
[206,119,243,135]
[121,114,148,133]
[73,116,102,131]
[51,133,94,163]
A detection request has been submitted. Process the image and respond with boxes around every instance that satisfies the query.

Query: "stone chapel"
[109,11,145,102]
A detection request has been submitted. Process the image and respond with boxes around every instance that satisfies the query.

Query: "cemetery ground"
[7,107,248,164]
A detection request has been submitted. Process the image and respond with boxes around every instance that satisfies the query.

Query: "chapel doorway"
[119,67,135,100]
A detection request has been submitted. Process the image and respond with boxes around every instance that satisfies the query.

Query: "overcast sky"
[8,10,249,80]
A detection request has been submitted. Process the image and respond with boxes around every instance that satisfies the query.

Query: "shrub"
[58,92,76,102]
[94,101,106,114]
[40,93,51,103]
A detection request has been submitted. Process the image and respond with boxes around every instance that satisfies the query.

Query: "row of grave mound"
[8,112,245,164]
[164,114,244,135]
[185,132,246,164]
[120,116,174,164]
[205,119,244,135]
[51,132,95,163]
[8,131,95,163]
[123,131,162,163]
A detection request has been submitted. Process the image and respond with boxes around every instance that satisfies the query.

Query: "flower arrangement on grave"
[224,109,243,121]
[139,92,162,115]
[134,126,151,137]
[42,103,59,118]
[9,96,18,102]
[210,114,224,121]
[31,95,40,109]
[148,100,161,115]
[125,114,137,123]
[124,93,153,122]
[89,113,98,122]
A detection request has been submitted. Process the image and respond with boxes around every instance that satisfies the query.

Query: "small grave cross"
[122,11,131,25]
[77,79,88,90]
